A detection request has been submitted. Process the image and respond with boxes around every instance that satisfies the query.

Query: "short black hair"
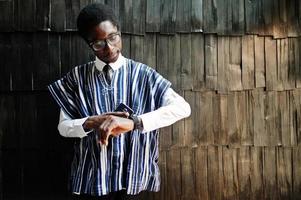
[77,3,120,41]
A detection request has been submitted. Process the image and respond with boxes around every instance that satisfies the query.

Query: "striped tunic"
[48,58,171,196]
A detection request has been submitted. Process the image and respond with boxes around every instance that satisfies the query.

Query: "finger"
[98,118,112,145]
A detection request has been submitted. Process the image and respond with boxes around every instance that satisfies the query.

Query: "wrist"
[129,114,143,131]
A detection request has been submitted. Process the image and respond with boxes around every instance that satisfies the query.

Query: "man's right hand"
[83,112,129,130]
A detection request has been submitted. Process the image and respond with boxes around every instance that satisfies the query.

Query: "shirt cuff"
[72,117,91,138]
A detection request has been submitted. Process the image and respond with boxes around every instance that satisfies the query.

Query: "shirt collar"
[95,54,125,72]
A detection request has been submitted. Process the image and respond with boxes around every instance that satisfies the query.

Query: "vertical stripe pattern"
[48,58,171,196]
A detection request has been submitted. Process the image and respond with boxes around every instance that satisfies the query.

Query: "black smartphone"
[115,103,133,115]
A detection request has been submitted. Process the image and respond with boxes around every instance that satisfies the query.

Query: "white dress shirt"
[58,55,191,138]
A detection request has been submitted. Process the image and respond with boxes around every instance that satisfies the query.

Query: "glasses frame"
[89,32,121,51]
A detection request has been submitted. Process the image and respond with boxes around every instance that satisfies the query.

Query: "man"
[48,3,190,200]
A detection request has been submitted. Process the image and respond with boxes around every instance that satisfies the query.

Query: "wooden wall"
[1,0,301,199]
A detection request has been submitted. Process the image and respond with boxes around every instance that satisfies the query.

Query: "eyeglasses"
[89,32,121,51]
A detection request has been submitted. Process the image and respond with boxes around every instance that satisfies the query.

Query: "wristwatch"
[129,114,143,131]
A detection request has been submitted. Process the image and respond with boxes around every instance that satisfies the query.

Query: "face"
[87,20,122,63]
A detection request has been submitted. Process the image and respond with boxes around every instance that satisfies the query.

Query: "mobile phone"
[115,103,133,115]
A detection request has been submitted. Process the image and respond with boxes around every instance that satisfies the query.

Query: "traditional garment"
[48,58,171,196]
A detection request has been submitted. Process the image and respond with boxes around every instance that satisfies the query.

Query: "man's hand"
[83,112,133,145]
[98,115,134,145]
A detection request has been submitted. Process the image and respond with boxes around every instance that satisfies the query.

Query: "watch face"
[115,103,133,115]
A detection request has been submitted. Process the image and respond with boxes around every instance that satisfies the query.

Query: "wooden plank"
[231,0,245,35]
[14,0,36,31]
[180,34,192,90]
[214,94,228,145]
[176,0,191,32]
[279,91,295,147]
[0,34,12,91]
[266,91,279,146]
[65,0,80,30]
[146,0,160,32]
[297,38,301,88]
[0,95,16,149]
[291,90,301,145]
[228,36,242,91]
[288,38,298,88]
[0,0,14,31]
[289,90,298,146]
[222,147,239,200]
[207,146,223,200]
[119,0,133,33]
[216,0,230,35]
[251,89,267,146]
[130,35,144,63]
[195,146,208,200]
[183,91,198,147]
[287,0,301,37]
[241,91,254,145]
[277,147,293,199]
[156,35,170,85]
[265,36,279,91]
[168,34,181,91]
[159,126,172,151]
[227,92,241,146]
[238,147,251,200]
[272,0,287,39]
[181,148,196,199]
[143,33,157,68]
[293,145,301,198]
[132,0,145,35]
[254,35,265,88]
[191,33,205,90]
[120,33,130,59]
[204,34,217,90]
[242,35,255,90]
[217,36,229,93]
[36,0,50,31]
[33,33,50,90]
[2,150,24,197]
[48,34,61,83]
[250,147,264,200]
[19,95,37,149]
[12,33,33,91]
[166,149,181,200]
[191,0,203,32]
[278,38,294,90]
[263,147,277,200]
[199,91,213,145]
[160,0,176,34]
[203,0,217,33]
[212,94,221,144]
[106,0,120,21]
[262,0,274,36]
[60,33,72,76]
[245,0,259,34]
[50,0,66,32]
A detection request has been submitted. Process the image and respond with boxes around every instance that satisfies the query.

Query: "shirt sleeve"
[139,88,191,133]
[57,109,91,138]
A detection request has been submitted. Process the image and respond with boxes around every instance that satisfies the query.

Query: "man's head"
[77,3,122,63]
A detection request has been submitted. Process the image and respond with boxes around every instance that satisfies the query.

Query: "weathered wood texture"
[0,0,300,37]
[1,1,301,200]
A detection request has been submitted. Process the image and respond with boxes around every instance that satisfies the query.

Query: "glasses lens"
[107,33,121,45]
[92,41,106,51]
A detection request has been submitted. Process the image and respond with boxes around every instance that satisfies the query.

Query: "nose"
[104,41,114,52]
